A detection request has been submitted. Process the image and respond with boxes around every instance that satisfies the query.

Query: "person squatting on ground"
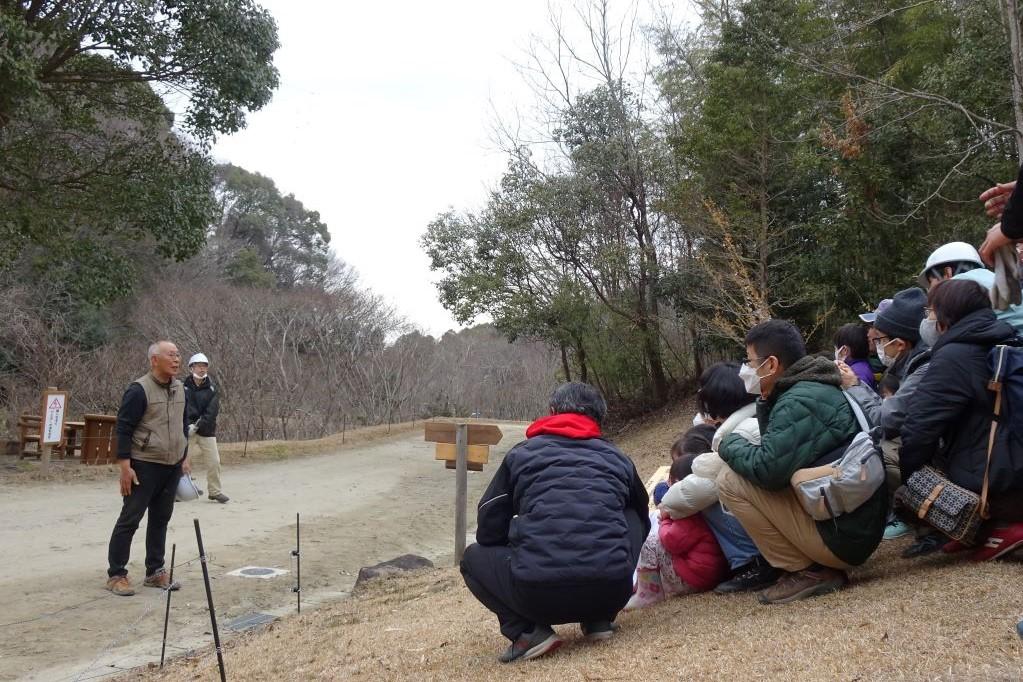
[625,453,727,610]
[184,352,228,503]
[459,382,649,663]
[717,320,888,605]
[672,362,780,593]
[841,288,931,545]
[105,341,190,597]
[899,279,1023,560]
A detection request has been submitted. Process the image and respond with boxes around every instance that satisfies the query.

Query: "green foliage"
[0,0,280,307]
[214,164,332,289]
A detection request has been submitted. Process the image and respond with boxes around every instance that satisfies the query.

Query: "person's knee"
[716,466,742,498]
[459,542,481,576]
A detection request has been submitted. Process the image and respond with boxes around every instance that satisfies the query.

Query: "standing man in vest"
[105,341,190,596]
[184,353,228,503]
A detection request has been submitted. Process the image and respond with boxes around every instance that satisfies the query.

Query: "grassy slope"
[136,402,1023,681]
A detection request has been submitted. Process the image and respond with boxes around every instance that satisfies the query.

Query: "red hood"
[526,413,601,440]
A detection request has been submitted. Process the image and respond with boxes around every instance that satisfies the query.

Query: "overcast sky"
[213,1,689,336]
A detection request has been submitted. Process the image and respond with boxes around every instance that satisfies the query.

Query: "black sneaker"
[498,626,563,663]
[580,620,618,641]
[901,532,944,558]
[714,556,781,594]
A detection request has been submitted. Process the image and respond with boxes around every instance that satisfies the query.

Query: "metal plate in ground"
[226,612,277,632]
[226,566,290,579]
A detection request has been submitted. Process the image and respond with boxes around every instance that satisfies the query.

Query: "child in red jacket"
[625,453,728,609]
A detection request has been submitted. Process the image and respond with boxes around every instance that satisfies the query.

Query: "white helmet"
[188,352,209,367]
[176,474,201,502]
[918,242,985,287]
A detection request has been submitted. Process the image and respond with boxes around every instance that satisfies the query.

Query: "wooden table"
[62,421,85,458]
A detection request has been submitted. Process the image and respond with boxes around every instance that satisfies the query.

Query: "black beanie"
[874,287,926,343]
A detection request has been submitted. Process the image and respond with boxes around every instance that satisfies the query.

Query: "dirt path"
[0,424,526,682]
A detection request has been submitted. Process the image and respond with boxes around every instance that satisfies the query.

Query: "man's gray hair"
[548,382,608,424]
[148,342,161,359]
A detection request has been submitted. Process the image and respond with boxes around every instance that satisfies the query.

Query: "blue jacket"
[475,425,649,585]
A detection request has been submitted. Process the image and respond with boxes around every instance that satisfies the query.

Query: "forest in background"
[2,0,1022,436]
[425,0,1023,410]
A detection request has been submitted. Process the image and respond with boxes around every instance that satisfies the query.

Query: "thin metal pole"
[159,544,176,668]
[194,519,226,682]
[291,513,301,614]
[342,414,346,444]
[454,423,468,564]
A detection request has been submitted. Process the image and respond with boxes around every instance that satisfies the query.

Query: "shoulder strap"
[981,345,1008,519]
[842,390,872,433]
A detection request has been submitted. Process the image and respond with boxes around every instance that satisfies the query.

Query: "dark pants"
[107,459,180,578]
[460,511,644,642]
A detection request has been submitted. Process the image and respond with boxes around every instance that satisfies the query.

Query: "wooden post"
[454,423,468,564]
[342,414,347,444]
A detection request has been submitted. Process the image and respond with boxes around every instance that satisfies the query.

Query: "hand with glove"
[187,422,198,438]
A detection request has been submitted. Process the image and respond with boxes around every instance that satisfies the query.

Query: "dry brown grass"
[133,403,1023,681]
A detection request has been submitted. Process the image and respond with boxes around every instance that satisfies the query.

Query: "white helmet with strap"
[188,352,210,367]
[918,242,985,287]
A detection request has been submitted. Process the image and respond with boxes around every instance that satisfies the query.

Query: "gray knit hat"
[874,287,927,343]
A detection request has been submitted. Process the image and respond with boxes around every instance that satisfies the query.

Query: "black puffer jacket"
[900,309,1015,491]
[184,375,220,437]
[475,420,650,586]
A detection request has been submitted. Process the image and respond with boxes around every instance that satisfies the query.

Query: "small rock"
[354,554,434,588]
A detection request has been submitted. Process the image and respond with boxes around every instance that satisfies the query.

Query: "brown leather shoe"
[106,574,135,596]
[143,568,181,591]
[757,566,847,605]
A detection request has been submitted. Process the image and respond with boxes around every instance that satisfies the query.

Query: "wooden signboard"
[424,422,503,446]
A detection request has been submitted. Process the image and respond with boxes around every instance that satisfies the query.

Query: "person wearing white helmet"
[184,352,228,503]
[919,242,1023,332]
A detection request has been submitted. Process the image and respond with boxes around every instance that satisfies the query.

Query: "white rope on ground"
[65,556,203,682]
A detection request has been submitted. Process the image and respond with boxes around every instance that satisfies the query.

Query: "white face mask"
[692,413,706,427]
[192,372,207,382]
[834,345,849,363]
[919,318,940,348]
[739,359,768,395]
[876,339,897,368]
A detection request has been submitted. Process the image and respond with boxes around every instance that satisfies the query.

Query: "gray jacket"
[846,349,931,439]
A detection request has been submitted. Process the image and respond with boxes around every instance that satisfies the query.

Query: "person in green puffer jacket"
[717,319,887,605]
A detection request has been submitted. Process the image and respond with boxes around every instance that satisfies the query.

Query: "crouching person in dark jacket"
[460,382,650,664]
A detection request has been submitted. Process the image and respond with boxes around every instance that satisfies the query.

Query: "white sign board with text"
[41,391,67,445]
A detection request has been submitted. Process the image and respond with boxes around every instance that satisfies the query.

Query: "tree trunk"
[559,344,572,381]
[1003,0,1023,159]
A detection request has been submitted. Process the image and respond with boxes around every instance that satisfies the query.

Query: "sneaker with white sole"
[580,621,618,641]
[971,522,1023,562]
[498,626,562,663]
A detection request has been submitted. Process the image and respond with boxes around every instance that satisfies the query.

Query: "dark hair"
[927,279,991,330]
[697,362,755,420]
[670,423,715,460]
[833,323,869,361]
[548,382,607,424]
[879,374,900,396]
[669,452,697,483]
[745,319,806,370]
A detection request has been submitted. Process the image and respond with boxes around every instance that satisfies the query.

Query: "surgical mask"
[834,345,849,363]
[739,359,768,395]
[192,372,207,382]
[919,318,940,348]
[692,413,706,427]
[876,339,897,368]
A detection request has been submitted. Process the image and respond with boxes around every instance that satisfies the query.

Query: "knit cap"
[874,287,926,343]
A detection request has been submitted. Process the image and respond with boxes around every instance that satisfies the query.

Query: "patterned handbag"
[895,347,1008,544]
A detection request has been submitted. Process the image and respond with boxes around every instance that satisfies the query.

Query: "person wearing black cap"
[840,288,932,547]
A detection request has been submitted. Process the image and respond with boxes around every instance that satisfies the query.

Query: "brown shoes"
[106,574,135,596]
[758,565,848,605]
[143,568,181,591]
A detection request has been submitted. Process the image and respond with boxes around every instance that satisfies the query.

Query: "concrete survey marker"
[226,612,277,633]
[226,566,290,579]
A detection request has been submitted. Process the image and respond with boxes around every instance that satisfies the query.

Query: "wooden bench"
[81,414,117,465]
[17,412,42,459]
